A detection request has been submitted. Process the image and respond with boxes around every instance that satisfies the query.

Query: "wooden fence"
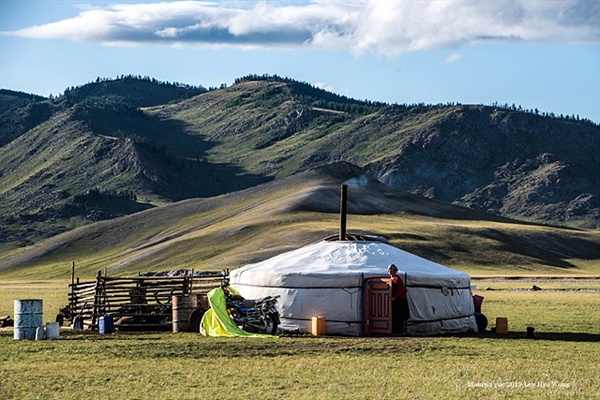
[64,268,223,331]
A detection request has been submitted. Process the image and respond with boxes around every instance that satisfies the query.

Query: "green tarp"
[199,287,276,337]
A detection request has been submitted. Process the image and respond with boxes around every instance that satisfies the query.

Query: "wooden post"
[70,261,75,317]
[92,270,102,330]
[190,269,194,293]
[339,184,348,241]
[183,270,189,294]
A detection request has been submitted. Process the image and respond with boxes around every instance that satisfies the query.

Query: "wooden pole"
[70,261,75,316]
[92,270,102,329]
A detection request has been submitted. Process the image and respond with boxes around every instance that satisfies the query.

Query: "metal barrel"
[197,293,209,310]
[14,299,43,340]
[172,295,198,332]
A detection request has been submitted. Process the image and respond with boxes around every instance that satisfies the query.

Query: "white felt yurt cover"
[230,238,477,336]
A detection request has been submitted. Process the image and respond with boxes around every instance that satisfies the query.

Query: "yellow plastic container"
[311,316,326,336]
[496,317,508,335]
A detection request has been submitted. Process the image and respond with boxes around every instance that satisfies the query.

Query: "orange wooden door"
[365,278,392,336]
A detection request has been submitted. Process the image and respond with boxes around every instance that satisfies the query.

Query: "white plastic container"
[46,322,60,339]
[35,326,45,340]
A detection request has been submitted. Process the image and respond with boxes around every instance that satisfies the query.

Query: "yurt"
[230,235,478,336]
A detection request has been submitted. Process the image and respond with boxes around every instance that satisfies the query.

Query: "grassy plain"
[1,279,598,399]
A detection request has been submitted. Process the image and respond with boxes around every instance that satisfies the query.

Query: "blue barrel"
[99,315,114,334]
[14,299,43,340]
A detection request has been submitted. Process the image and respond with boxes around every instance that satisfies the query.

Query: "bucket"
[311,316,326,336]
[172,295,198,332]
[99,315,114,334]
[496,317,508,335]
[46,322,60,339]
[14,299,43,340]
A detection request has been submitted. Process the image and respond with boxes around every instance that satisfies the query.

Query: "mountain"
[59,75,207,108]
[368,107,600,225]
[1,162,598,278]
[143,76,600,227]
[0,89,50,146]
[1,75,599,254]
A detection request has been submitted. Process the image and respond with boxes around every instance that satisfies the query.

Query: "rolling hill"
[0,162,599,279]
[0,75,599,259]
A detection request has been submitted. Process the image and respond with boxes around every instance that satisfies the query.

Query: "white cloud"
[4,0,599,54]
[446,53,463,64]
[313,81,336,93]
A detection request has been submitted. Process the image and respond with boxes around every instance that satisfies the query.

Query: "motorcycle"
[221,274,280,335]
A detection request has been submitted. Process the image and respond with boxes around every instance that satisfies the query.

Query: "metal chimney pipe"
[339,184,348,241]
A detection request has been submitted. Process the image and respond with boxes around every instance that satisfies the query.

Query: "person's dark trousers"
[392,300,402,334]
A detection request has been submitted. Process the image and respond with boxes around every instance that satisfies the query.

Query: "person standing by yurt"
[388,264,409,334]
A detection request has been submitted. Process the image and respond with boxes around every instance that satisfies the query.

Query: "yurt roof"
[231,236,470,288]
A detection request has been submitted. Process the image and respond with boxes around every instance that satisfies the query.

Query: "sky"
[1,0,599,122]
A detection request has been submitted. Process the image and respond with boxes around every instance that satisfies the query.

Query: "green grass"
[0,280,69,322]
[473,288,600,334]
[0,279,598,399]
[1,331,598,399]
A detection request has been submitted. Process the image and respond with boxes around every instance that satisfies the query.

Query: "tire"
[475,312,488,333]
[188,308,207,333]
[257,313,278,335]
[155,289,175,305]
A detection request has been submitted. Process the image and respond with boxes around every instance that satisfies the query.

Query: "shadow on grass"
[4,328,598,343]
[476,331,600,343]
